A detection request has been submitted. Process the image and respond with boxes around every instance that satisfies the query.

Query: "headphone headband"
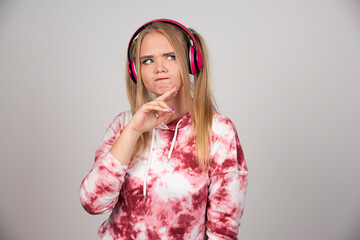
[127,19,199,63]
[127,19,203,83]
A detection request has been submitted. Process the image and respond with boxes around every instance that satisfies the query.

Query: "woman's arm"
[79,112,135,215]
[206,119,248,240]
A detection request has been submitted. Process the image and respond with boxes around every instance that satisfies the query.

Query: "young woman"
[80,19,248,240]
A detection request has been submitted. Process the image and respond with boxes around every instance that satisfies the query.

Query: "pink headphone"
[127,19,203,83]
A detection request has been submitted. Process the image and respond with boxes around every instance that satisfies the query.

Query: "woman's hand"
[127,86,178,134]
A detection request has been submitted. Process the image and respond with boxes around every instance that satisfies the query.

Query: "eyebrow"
[139,52,175,60]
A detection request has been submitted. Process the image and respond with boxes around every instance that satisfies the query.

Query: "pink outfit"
[80,111,248,240]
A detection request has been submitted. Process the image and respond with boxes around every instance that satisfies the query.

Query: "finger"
[156,111,174,123]
[148,100,173,112]
[142,104,172,114]
[156,86,178,102]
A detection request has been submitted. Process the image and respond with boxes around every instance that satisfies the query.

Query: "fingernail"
[164,108,170,112]
[171,108,175,112]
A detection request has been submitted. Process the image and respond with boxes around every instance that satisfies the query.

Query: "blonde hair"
[126,21,217,171]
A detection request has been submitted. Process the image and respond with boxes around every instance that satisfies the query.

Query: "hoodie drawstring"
[143,119,183,200]
[143,128,156,201]
[167,119,183,163]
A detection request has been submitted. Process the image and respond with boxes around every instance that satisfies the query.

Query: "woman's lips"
[156,78,169,81]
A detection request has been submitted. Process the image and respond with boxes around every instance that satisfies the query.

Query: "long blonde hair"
[126,21,217,171]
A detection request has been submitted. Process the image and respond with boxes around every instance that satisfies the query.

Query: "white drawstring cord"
[143,128,156,200]
[143,119,183,200]
[167,119,183,163]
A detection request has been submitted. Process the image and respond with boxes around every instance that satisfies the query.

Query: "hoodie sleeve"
[206,118,248,240]
[80,112,129,215]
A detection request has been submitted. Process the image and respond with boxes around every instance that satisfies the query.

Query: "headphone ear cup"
[128,59,137,83]
[188,45,197,75]
[188,45,203,75]
[196,50,203,72]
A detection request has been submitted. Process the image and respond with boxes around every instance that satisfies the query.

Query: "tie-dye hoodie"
[80,110,248,240]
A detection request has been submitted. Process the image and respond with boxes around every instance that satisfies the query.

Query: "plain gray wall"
[1,0,360,239]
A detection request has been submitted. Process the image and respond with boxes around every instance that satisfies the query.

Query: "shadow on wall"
[0,228,15,240]
[0,0,13,36]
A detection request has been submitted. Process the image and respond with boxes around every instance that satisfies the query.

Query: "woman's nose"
[155,59,166,73]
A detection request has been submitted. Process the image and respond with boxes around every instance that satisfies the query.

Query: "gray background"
[1,0,360,239]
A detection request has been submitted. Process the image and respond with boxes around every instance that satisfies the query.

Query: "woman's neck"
[164,87,189,124]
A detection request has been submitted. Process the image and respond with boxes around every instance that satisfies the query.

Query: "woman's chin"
[153,86,176,96]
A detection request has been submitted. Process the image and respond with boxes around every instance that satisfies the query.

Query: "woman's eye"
[167,55,176,60]
[142,59,153,64]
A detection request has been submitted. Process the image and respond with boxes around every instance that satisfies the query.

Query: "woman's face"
[139,31,182,96]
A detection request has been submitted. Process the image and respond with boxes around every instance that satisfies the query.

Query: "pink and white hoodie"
[80,111,248,240]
